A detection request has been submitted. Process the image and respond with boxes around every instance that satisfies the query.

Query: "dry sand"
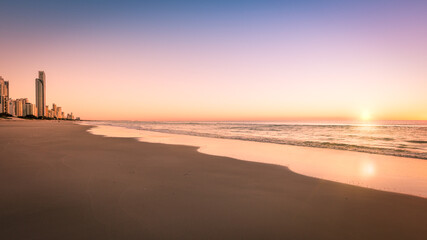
[0,120,426,239]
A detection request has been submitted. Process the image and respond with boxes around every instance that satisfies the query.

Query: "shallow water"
[83,123,427,198]
[86,120,427,160]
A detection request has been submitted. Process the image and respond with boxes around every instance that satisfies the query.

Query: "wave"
[88,121,427,160]
[407,140,427,144]
[131,126,427,160]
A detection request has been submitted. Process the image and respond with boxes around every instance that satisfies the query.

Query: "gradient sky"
[1,0,426,120]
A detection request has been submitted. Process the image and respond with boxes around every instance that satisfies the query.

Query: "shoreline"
[83,120,427,160]
[1,120,426,239]
[86,123,427,198]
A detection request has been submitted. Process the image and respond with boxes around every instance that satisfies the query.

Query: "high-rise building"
[15,98,26,117]
[5,81,9,97]
[35,71,46,117]
[52,103,57,118]
[0,96,7,114]
[57,107,62,119]
[24,102,37,117]
[0,76,9,97]
[0,76,10,114]
[8,99,15,116]
[66,112,74,120]
[48,109,54,118]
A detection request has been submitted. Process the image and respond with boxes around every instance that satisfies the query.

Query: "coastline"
[87,124,427,198]
[1,120,426,239]
[86,120,427,160]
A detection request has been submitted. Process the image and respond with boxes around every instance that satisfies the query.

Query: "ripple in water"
[87,120,427,160]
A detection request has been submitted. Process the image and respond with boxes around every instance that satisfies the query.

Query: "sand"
[0,120,426,239]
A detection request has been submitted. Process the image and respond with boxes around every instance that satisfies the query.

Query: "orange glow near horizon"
[1,2,427,121]
[2,59,426,122]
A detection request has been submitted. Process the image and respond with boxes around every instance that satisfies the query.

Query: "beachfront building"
[67,112,74,120]
[8,99,16,116]
[47,109,53,118]
[35,71,46,117]
[52,103,57,118]
[0,76,9,97]
[51,103,64,119]
[0,97,9,114]
[14,98,27,117]
[57,107,63,119]
[0,76,10,114]
[15,99,22,116]
[24,103,37,117]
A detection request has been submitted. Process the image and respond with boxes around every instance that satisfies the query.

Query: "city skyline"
[1,1,426,121]
[0,71,75,120]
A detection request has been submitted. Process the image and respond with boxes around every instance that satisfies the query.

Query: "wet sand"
[0,120,426,239]
[89,125,427,198]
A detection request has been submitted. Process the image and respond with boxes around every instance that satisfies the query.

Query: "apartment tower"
[35,71,46,117]
[0,76,10,113]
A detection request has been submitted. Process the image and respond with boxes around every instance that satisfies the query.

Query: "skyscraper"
[9,99,15,115]
[24,102,37,117]
[35,71,46,117]
[15,98,26,117]
[0,76,8,97]
[0,76,10,113]
[57,107,62,119]
[52,103,57,118]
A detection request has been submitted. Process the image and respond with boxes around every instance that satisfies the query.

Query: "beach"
[1,120,426,239]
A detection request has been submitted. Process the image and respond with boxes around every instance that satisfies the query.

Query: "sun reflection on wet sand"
[361,160,376,177]
[86,124,427,198]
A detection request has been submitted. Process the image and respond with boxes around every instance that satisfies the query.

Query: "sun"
[361,110,371,121]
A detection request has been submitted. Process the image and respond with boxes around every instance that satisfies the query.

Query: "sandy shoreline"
[87,124,427,198]
[1,120,426,239]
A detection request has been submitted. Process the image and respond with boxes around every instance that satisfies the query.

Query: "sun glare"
[361,111,371,121]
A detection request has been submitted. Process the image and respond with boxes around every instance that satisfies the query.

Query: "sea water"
[87,120,427,159]
[82,120,427,198]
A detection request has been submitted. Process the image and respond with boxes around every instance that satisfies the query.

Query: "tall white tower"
[35,71,46,117]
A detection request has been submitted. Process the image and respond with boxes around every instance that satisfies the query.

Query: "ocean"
[86,120,427,160]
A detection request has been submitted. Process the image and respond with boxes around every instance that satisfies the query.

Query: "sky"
[0,0,426,121]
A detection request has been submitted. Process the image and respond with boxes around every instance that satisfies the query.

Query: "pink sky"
[1,1,426,120]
